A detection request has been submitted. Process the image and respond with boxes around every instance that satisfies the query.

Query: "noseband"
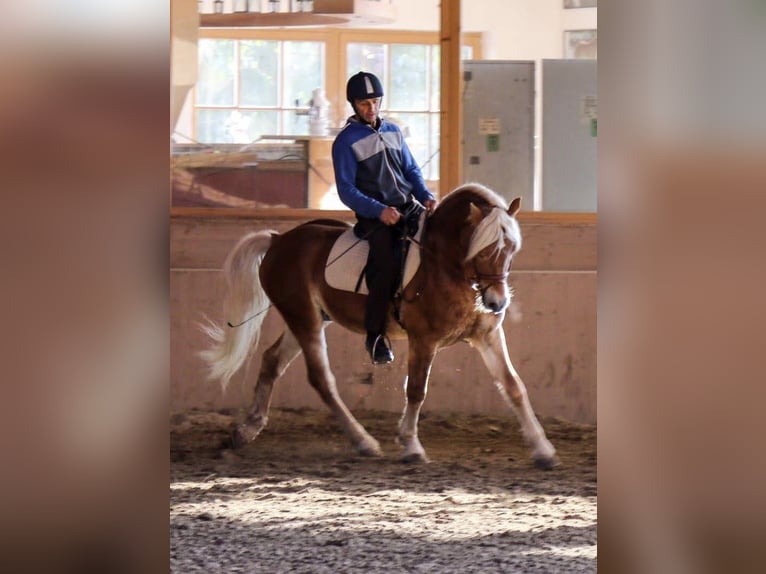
[468,261,509,292]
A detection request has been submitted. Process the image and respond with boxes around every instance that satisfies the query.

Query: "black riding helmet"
[346,71,384,102]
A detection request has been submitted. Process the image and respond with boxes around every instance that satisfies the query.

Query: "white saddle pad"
[324,211,426,295]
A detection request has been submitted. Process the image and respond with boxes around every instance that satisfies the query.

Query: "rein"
[401,232,510,305]
[229,202,511,327]
[325,224,379,268]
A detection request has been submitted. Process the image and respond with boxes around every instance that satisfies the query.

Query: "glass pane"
[347,43,385,80]
[429,112,440,182]
[240,110,279,141]
[240,40,279,107]
[394,112,430,173]
[461,45,474,60]
[224,110,256,144]
[430,46,440,110]
[282,111,309,136]
[346,43,386,118]
[389,44,428,110]
[283,42,324,108]
[197,39,236,106]
[195,109,235,143]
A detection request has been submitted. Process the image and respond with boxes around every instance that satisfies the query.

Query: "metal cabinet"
[462,61,535,209]
[541,59,597,212]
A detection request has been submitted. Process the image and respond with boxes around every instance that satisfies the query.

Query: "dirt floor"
[170,408,597,573]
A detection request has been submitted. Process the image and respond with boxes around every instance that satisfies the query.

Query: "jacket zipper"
[371,124,407,204]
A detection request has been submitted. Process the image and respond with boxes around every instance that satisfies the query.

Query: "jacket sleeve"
[400,137,435,205]
[332,136,386,219]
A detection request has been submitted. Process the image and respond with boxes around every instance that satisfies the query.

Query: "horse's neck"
[421,217,473,285]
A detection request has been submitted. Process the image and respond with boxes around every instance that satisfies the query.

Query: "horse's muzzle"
[480,284,509,314]
[484,297,507,314]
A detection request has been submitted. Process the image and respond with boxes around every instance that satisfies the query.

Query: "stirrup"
[366,333,394,365]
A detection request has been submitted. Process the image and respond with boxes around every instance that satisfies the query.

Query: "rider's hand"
[379,206,401,226]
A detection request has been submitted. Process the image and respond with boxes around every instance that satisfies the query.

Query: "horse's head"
[464,196,522,314]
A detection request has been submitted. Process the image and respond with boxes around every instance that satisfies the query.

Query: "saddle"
[324,206,427,295]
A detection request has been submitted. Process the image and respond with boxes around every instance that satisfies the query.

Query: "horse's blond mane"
[466,208,522,261]
[440,183,521,262]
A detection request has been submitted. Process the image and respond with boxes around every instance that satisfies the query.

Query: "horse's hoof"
[533,455,560,470]
[356,442,383,457]
[401,452,430,464]
[229,430,246,450]
[230,425,256,449]
[220,449,242,463]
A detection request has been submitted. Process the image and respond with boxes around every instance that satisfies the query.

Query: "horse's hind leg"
[475,326,559,469]
[232,330,302,448]
[292,323,382,457]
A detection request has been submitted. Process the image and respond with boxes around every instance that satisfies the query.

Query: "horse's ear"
[507,197,521,217]
[468,202,483,226]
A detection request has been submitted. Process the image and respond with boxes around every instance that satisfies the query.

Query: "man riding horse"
[332,71,438,365]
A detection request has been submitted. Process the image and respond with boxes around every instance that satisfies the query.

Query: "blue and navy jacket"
[332,115,434,220]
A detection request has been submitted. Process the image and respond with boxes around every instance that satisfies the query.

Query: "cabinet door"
[462,61,535,209]
[542,59,597,212]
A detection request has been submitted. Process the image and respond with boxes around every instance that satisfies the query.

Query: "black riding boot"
[354,218,400,366]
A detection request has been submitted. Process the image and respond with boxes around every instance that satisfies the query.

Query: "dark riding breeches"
[354,217,403,336]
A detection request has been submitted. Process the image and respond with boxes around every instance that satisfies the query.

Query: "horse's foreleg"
[297,326,382,457]
[232,330,302,448]
[475,326,559,469]
[397,343,436,463]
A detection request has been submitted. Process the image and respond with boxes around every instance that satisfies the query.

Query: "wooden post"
[440,0,462,197]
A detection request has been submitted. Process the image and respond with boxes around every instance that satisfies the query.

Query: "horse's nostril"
[485,298,507,313]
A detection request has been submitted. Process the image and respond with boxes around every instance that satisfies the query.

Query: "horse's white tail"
[199,230,277,392]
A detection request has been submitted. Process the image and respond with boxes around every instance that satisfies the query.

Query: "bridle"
[466,205,515,293]
[401,204,514,302]
[468,260,510,293]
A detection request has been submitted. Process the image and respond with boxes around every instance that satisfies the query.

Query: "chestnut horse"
[200,183,557,468]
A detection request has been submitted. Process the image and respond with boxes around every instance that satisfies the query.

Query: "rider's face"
[354,97,381,124]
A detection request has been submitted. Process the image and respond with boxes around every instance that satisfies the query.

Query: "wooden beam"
[439,0,462,197]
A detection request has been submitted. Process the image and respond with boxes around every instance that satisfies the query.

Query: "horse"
[200,183,558,469]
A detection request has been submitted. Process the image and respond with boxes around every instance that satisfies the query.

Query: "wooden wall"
[171,210,597,423]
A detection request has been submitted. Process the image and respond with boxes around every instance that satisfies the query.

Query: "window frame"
[179,28,483,215]
[193,28,482,146]
[193,28,337,142]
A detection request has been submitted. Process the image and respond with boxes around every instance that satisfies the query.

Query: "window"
[176,29,482,210]
[346,42,442,180]
[195,38,325,143]
[191,30,479,153]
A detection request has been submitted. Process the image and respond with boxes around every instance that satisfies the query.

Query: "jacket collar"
[348,115,382,130]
